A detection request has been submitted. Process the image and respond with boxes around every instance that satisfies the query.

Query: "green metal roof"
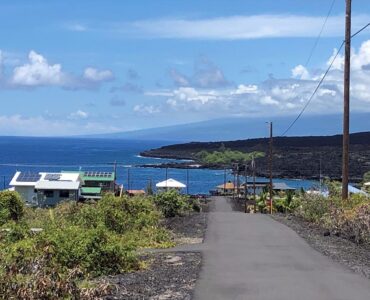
[81,187,102,194]
[62,171,115,182]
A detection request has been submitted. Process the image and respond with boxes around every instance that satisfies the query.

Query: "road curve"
[193,197,370,300]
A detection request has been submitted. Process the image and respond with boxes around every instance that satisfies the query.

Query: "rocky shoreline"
[139,132,370,182]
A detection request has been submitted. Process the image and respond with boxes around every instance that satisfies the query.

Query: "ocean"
[0,137,316,194]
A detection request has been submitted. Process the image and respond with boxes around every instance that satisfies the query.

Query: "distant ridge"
[86,113,370,142]
[141,131,370,182]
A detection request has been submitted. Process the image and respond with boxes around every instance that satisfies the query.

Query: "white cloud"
[68,110,89,120]
[144,39,370,117]
[291,65,310,80]
[1,50,114,89]
[65,23,87,32]
[123,14,370,40]
[0,114,120,136]
[12,51,65,86]
[83,67,114,82]
[133,104,161,115]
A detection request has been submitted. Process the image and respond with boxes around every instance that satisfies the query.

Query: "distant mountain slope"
[141,132,370,182]
[88,113,370,142]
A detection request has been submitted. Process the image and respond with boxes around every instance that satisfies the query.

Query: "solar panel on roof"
[45,173,61,181]
[83,171,113,177]
[17,172,41,182]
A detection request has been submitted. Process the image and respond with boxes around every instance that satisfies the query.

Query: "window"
[44,190,54,198]
[59,190,70,198]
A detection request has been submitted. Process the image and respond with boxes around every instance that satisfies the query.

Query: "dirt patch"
[272,214,370,280]
[163,212,207,245]
[104,252,201,300]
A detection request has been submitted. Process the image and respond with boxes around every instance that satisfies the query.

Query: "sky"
[0,0,370,136]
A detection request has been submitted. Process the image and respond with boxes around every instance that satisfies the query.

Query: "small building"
[126,189,146,197]
[63,171,116,200]
[272,182,297,192]
[156,178,186,192]
[216,181,236,195]
[9,171,83,207]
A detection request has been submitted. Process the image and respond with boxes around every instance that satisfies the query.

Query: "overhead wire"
[280,20,370,137]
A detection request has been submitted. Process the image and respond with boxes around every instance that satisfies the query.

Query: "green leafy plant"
[0,191,25,225]
[154,190,191,218]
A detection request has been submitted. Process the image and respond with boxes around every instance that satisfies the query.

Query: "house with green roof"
[63,171,116,200]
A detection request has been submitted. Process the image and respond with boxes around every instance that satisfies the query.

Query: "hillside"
[85,113,370,142]
[140,132,370,181]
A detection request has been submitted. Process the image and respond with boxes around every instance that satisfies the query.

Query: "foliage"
[290,187,370,246]
[0,192,174,298]
[154,190,192,218]
[0,191,25,225]
[196,150,264,165]
[294,194,330,223]
[363,171,370,183]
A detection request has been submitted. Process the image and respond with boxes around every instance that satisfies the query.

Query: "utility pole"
[252,156,256,209]
[342,0,351,200]
[223,167,226,195]
[244,164,248,213]
[268,122,273,214]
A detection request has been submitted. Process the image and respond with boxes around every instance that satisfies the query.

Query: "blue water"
[0,137,315,194]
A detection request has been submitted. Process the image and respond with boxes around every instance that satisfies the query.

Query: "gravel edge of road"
[271,214,370,280]
[103,206,210,299]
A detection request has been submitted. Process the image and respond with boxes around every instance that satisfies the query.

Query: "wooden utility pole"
[252,157,256,207]
[244,164,248,213]
[223,167,226,195]
[268,122,273,214]
[342,0,351,200]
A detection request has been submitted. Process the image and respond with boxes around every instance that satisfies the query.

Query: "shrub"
[294,194,329,223]
[154,190,190,218]
[0,191,25,225]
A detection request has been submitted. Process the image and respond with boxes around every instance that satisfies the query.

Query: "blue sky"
[1,0,370,136]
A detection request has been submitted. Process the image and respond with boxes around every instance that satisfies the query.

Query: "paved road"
[193,197,370,300]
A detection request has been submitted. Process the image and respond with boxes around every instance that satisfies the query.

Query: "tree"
[0,191,25,225]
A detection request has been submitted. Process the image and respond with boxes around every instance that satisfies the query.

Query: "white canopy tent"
[156,178,186,190]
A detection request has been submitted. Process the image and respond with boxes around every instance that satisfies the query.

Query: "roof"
[348,185,368,196]
[127,189,146,195]
[156,178,186,188]
[10,171,82,187]
[81,171,115,182]
[81,187,102,194]
[35,180,80,190]
[10,171,37,186]
[273,182,296,190]
[217,181,235,189]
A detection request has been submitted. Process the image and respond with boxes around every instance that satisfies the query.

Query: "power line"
[280,21,370,137]
[281,41,344,137]
[305,0,337,67]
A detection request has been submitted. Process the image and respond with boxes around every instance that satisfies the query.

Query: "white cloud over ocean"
[144,40,370,118]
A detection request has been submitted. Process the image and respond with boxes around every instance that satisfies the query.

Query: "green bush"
[154,190,190,218]
[294,194,329,223]
[0,192,174,298]
[0,191,25,225]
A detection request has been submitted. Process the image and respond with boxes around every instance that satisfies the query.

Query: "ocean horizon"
[0,136,315,194]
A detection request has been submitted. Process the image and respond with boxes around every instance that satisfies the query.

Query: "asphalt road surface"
[193,197,370,300]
